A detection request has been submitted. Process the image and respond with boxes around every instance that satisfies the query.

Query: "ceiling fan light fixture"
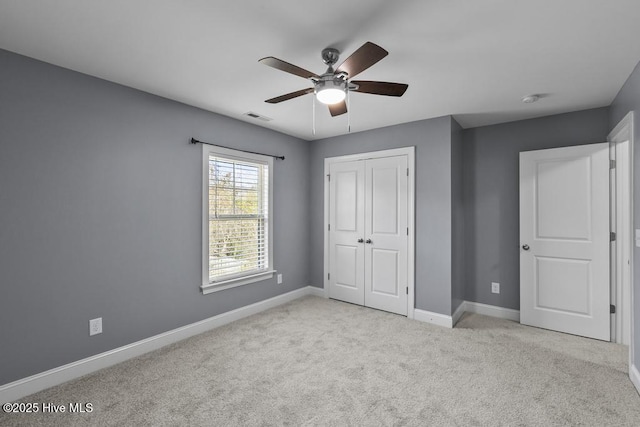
[315,79,346,105]
[316,88,346,104]
[259,41,407,119]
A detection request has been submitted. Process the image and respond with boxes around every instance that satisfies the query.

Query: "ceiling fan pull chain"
[312,95,316,136]
[347,86,351,133]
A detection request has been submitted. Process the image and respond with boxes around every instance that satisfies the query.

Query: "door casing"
[323,147,416,319]
[608,112,634,375]
[609,137,632,345]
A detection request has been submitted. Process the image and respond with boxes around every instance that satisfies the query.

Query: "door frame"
[608,112,634,368]
[323,147,416,319]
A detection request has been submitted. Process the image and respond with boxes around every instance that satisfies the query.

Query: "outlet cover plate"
[491,282,500,294]
[89,317,102,336]
[277,274,283,284]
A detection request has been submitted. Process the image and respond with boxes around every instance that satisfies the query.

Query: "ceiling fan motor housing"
[315,74,347,104]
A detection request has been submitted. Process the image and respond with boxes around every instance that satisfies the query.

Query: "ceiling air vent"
[243,112,272,122]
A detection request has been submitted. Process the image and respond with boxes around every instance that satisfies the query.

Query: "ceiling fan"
[259,42,408,117]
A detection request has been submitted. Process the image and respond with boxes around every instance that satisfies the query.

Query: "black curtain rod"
[190,138,285,160]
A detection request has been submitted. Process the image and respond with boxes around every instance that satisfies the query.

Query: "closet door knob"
[365,239,373,244]
[357,238,364,243]
[522,244,530,251]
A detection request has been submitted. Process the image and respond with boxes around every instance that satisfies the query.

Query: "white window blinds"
[207,155,269,282]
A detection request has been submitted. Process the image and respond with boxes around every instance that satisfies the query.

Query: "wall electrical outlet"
[277,274,283,284]
[89,317,102,336]
[491,282,500,294]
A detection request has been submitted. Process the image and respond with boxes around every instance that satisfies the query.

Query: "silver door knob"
[357,238,364,243]
[366,239,373,244]
[522,244,530,250]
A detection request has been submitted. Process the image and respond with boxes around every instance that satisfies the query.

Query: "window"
[201,145,274,294]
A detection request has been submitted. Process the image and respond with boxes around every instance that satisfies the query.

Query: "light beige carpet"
[2,296,639,426]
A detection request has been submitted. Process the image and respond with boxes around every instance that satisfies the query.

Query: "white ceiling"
[1,0,640,141]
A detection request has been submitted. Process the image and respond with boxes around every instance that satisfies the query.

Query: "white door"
[519,143,610,341]
[364,156,408,315]
[328,160,365,306]
[328,155,409,316]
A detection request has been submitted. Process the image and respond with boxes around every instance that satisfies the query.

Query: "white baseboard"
[452,301,466,326]
[414,308,453,328]
[0,286,318,404]
[631,364,640,396]
[413,300,520,329]
[308,286,325,297]
[463,301,520,322]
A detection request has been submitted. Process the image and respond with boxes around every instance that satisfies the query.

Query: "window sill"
[201,270,275,295]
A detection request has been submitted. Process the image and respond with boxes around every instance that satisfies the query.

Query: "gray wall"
[450,118,465,314]
[462,108,610,310]
[610,59,640,370]
[309,116,454,315]
[0,49,310,385]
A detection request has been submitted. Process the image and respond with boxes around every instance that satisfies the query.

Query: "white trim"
[414,308,453,328]
[324,147,416,163]
[323,158,330,300]
[452,301,467,326]
[608,112,634,374]
[201,144,274,294]
[407,150,416,319]
[202,144,209,290]
[308,286,325,297]
[323,147,416,319]
[608,113,634,346]
[609,111,634,148]
[411,301,523,328]
[201,270,275,294]
[464,301,520,322]
[631,364,640,396]
[0,286,317,404]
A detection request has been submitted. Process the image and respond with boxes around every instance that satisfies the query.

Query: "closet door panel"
[364,156,408,315]
[328,160,365,306]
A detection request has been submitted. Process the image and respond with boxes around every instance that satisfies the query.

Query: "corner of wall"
[631,364,640,396]
[450,116,465,313]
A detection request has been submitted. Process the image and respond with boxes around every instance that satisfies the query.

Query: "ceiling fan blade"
[265,88,314,104]
[259,57,319,80]
[328,100,347,117]
[351,81,408,97]
[335,42,388,78]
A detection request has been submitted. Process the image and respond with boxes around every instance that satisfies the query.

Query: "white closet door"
[519,143,610,340]
[327,153,410,316]
[328,160,365,306]
[364,156,408,315]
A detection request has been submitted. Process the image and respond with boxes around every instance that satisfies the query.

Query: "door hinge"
[328,224,330,231]
[328,273,330,280]
[406,287,408,295]
[610,231,616,241]
[610,159,616,169]
[406,168,409,176]
[610,304,616,314]
[407,227,409,235]
[327,174,330,181]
